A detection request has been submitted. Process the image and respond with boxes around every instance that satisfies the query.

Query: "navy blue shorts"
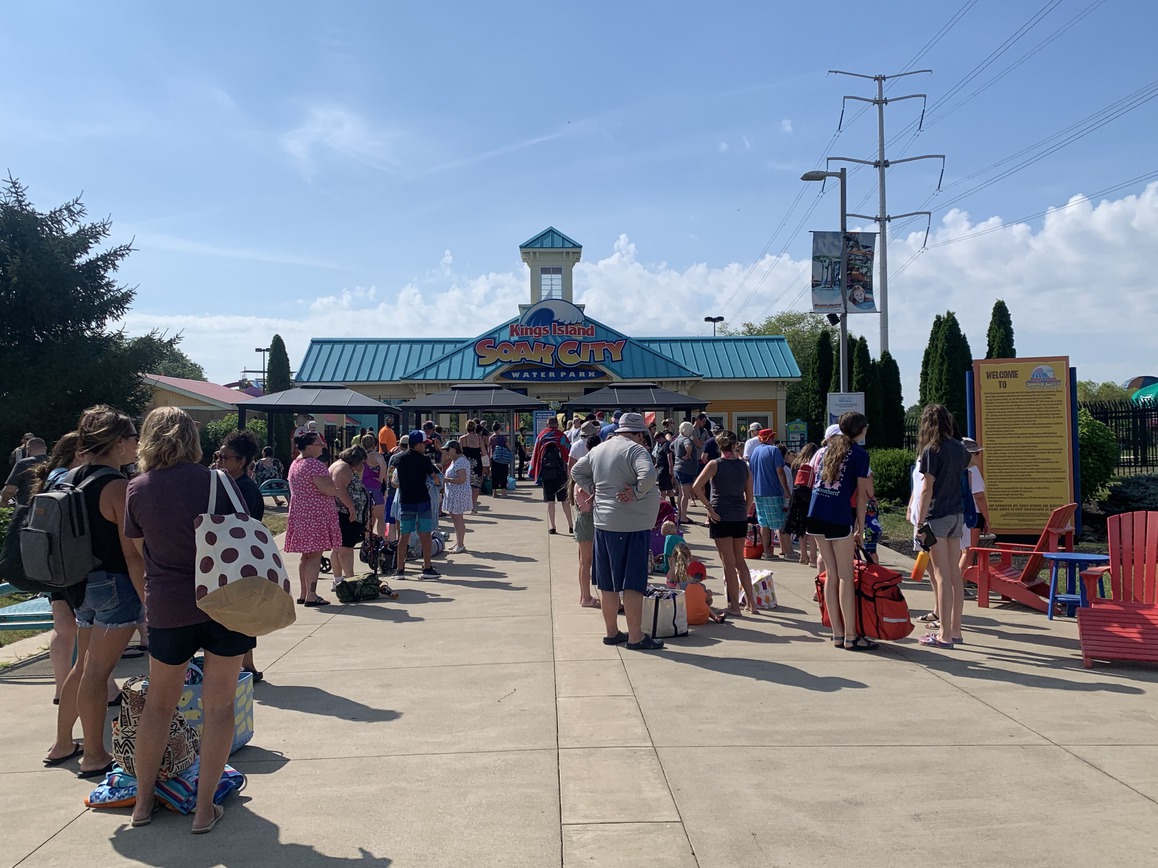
[593,528,651,594]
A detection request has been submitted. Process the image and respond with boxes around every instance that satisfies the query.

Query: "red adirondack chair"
[1076,511,1158,668]
[965,503,1077,613]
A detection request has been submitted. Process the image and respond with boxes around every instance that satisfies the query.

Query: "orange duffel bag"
[816,560,914,641]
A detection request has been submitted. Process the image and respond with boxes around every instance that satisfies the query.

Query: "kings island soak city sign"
[475,300,625,380]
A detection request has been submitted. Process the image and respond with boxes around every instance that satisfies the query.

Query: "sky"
[3,0,1157,407]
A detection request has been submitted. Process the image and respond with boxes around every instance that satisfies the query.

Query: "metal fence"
[1081,401,1158,476]
[900,403,1158,477]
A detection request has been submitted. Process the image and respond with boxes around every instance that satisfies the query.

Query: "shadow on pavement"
[334,605,425,624]
[255,684,402,722]
[229,745,290,774]
[660,649,868,691]
[109,800,393,866]
[900,651,1147,693]
[466,550,538,563]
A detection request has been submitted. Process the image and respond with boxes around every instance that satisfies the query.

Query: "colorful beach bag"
[176,658,254,754]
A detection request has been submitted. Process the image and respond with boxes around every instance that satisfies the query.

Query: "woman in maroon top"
[124,407,253,834]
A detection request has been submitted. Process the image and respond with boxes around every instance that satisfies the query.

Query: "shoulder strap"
[211,469,247,514]
[65,465,121,491]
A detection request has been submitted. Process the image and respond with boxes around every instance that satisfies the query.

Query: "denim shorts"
[400,511,434,534]
[675,471,696,486]
[75,571,142,629]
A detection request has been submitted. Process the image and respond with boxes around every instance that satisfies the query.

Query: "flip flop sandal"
[43,743,83,767]
[602,631,628,645]
[918,633,954,649]
[626,636,666,651]
[918,612,940,623]
[296,598,305,605]
[303,598,330,607]
[845,636,881,651]
[76,761,114,780]
[191,804,224,835]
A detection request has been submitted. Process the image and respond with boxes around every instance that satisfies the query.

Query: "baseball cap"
[408,429,425,444]
[686,561,707,580]
[749,422,762,433]
[963,437,983,453]
[824,423,841,440]
[612,409,623,419]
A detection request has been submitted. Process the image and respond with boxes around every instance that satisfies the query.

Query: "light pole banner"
[810,231,877,314]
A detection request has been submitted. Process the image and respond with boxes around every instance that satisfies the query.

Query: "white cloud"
[742,135,752,151]
[718,142,729,153]
[123,185,1158,412]
[280,105,408,178]
[781,118,793,134]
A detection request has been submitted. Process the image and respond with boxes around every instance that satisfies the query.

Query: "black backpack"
[540,442,564,477]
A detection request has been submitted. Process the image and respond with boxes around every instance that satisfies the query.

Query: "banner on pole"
[810,232,877,314]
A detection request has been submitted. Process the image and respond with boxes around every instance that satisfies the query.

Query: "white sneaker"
[760,553,775,561]
[451,545,467,554]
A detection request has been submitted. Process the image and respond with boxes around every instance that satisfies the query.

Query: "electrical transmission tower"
[828,69,945,355]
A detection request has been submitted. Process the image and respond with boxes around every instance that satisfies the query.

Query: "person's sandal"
[844,636,881,652]
[191,804,224,834]
[918,612,939,623]
[303,597,330,607]
[626,636,665,651]
[918,633,953,649]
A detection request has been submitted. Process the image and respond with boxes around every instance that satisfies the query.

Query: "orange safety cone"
[910,550,930,581]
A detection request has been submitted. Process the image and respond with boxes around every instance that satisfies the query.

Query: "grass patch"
[262,513,287,536]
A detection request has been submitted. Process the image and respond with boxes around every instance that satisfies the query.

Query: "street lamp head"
[704,316,724,323]
[800,171,836,182]
[254,347,269,353]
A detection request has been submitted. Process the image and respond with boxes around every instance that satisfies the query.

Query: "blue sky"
[3,0,1157,404]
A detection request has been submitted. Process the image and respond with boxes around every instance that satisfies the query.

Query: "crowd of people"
[4,396,988,832]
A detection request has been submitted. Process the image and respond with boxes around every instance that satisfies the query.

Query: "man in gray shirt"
[2,437,47,506]
[570,413,664,651]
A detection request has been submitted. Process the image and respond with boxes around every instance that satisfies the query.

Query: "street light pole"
[254,346,270,389]
[801,168,849,392]
[704,315,724,337]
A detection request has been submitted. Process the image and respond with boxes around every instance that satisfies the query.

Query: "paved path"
[2,487,1157,866]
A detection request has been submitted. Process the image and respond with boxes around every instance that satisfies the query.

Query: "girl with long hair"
[460,419,485,514]
[360,433,389,538]
[914,404,971,648]
[807,412,874,651]
[784,442,819,567]
[567,473,600,609]
[43,406,146,775]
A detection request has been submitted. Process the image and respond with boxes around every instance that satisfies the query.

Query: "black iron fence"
[1082,400,1158,476]
[899,403,1157,477]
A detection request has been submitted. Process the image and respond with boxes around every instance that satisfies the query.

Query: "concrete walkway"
[2,487,1157,866]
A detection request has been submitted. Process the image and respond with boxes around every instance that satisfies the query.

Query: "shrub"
[1102,474,1158,516]
[1077,408,1119,500]
[0,505,11,551]
[199,414,267,466]
[867,448,915,504]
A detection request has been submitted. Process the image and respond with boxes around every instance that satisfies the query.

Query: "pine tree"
[919,314,944,406]
[829,333,857,394]
[0,177,172,448]
[851,338,882,446]
[986,298,1015,359]
[878,351,906,448]
[809,329,834,440]
[266,335,294,466]
[929,312,973,428]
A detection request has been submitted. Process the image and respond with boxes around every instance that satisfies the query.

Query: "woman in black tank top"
[691,431,758,616]
[44,406,146,777]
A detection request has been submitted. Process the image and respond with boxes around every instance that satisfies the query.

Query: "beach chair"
[1077,511,1158,668]
[966,503,1076,613]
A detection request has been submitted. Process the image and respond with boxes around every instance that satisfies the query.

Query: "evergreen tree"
[808,329,834,440]
[0,177,172,448]
[829,333,857,394]
[928,312,973,428]
[851,338,882,446]
[985,298,1016,359]
[877,351,906,448]
[266,335,294,466]
[919,314,944,406]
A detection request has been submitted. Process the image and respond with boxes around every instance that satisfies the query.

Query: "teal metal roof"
[295,333,799,384]
[401,317,700,382]
[637,336,801,380]
[519,226,582,250]
[296,338,469,383]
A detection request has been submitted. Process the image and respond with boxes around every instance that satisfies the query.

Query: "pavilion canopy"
[564,383,705,411]
[399,384,549,412]
[236,385,394,430]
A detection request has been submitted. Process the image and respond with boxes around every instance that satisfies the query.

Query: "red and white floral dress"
[284,457,342,553]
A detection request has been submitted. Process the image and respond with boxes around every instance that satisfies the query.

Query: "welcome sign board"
[475,300,625,369]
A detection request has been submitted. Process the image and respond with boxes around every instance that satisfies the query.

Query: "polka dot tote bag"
[194,470,296,636]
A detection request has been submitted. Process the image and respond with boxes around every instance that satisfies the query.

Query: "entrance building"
[295,228,801,434]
